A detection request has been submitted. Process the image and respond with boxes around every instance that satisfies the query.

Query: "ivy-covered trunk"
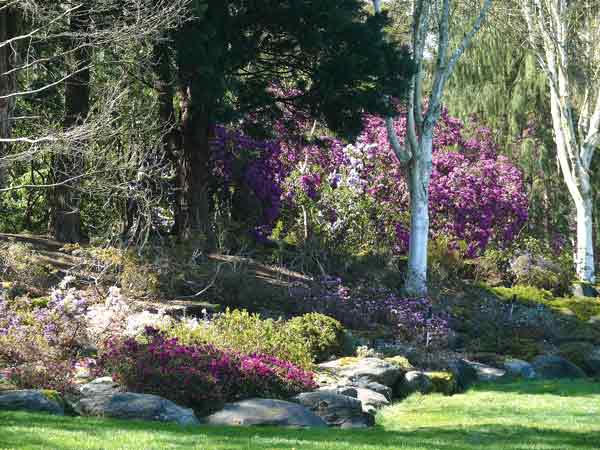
[50,8,90,243]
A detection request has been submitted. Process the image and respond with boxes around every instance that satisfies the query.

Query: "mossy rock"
[40,390,65,407]
[557,342,595,374]
[551,297,600,322]
[384,356,415,373]
[425,371,458,395]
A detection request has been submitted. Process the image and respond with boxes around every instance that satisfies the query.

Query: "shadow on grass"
[1,410,598,450]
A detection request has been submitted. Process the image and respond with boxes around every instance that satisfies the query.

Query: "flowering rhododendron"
[210,108,527,255]
[96,328,317,414]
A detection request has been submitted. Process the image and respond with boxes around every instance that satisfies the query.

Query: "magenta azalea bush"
[96,327,317,414]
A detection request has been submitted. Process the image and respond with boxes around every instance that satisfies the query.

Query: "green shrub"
[285,313,345,362]
[168,309,314,369]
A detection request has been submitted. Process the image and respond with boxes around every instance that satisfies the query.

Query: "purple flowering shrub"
[293,277,450,348]
[0,280,90,393]
[96,328,317,414]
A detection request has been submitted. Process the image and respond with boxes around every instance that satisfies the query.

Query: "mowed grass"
[1,380,599,450]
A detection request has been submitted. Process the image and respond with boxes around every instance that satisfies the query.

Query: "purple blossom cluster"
[211,126,287,239]
[294,277,450,347]
[0,286,91,393]
[96,328,317,413]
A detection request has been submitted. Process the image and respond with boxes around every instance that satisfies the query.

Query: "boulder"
[532,355,586,379]
[77,391,199,426]
[448,359,478,391]
[352,380,392,401]
[503,359,537,379]
[583,348,600,375]
[465,360,506,382]
[292,390,371,428]
[204,398,326,427]
[402,371,433,396]
[354,388,389,414]
[0,390,64,415]
[318,357,402,387]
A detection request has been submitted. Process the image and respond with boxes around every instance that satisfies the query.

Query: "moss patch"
[425,371,457,395]
[385,356,415,372]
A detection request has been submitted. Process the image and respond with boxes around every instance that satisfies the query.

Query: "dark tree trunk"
[0,7,19,190]
[175,82,213,242]
[50,8,91,243]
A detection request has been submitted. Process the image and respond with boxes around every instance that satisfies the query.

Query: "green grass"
[1,380,600,449]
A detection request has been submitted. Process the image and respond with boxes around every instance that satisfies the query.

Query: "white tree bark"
[374,0,492,296]
[521,0,598,285]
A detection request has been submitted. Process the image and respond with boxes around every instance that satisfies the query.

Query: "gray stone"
[403,371,433,395]
[448,359,478,391]
[292,390,370,427]
[0,390,64,415]
[318,357,402,387]
[532,355,586,379]
[79,377,120,397]
[503,359,537,379]
[466,361,506,382]
[352,380,392,401]
[77,391,199,425]
[354,388,389,414]
[204,398,326,427]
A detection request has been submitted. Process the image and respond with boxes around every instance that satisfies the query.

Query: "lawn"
[1,380,599,450]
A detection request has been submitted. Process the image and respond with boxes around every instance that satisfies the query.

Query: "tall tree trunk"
[576,193,595,283]
[50,8,90,242]
[0,7,19,190]
[405,135,433,296]
[175,82,213,242]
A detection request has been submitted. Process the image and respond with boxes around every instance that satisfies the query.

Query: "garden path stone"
[0,390,64,415]
[292,390,372,427]
[318,357,402,387]
[532,355,586,379]
[503,359,537,379]
[204,398,326,427]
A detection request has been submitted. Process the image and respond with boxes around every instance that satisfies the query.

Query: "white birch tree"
[520,0,599,287]
[373,0,492,296]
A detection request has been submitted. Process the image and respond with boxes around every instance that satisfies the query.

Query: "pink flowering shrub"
[96,327,317,414]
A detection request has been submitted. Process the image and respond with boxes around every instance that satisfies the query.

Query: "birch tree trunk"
[521,0,599,286]
[374,0,492,296]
